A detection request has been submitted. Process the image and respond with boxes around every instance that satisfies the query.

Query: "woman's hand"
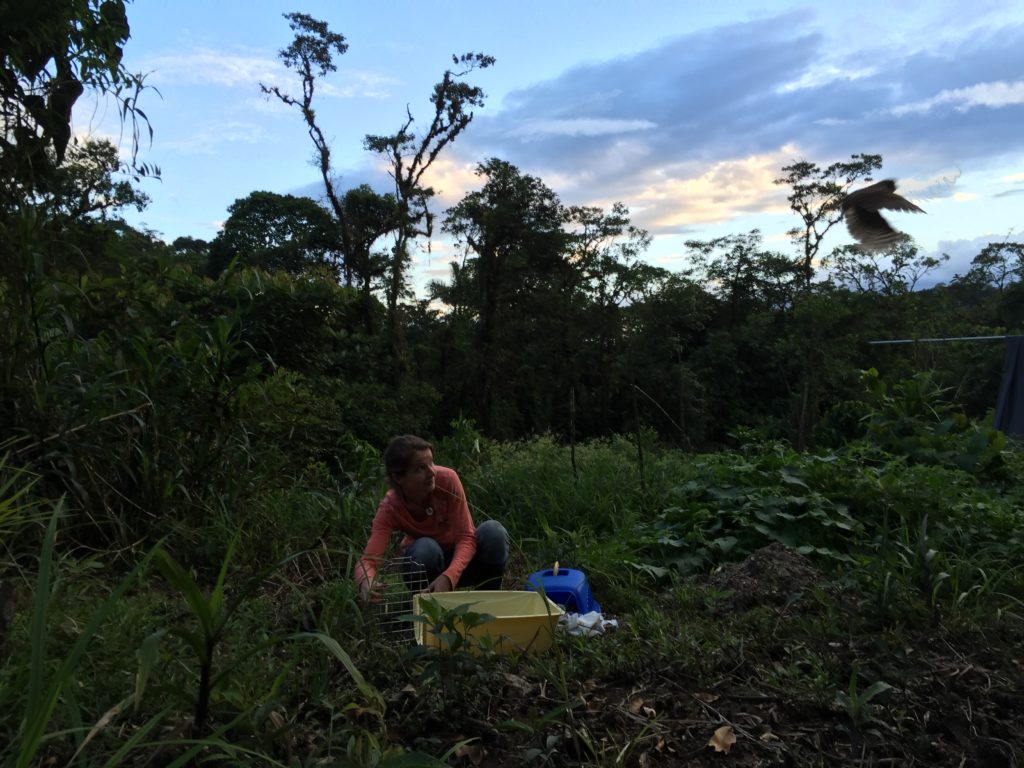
[359,578,384,603]
[425,574,453,593]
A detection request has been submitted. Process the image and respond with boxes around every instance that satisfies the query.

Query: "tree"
[28,137,149,220]
[772,154,887,448]
[172,236,210,271]
[948,241,1024,334]
[827,241,949,295]
[339,184,400,333]
[441,158,568,435]
[364,52,495,343]
[959,241,1024,291]
[1,0,157,420]
[774,154,882,287]
[207,191,340,276]
[263,13,493,347]
[567,202,653,307]
[0,0,154,209]
[684,231,802,322]
[260,14,354,273]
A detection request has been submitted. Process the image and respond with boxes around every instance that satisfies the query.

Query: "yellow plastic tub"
[413,590,564,655]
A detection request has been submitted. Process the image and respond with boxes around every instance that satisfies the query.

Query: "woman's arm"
[438,469,477,587]
[354,500,396,597]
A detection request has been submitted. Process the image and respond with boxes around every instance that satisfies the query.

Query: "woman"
[355,435,508,601]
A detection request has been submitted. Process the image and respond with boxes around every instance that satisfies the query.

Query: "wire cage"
[371,555,428,644]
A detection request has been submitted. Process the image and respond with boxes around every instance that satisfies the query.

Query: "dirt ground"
[383,543,1024,767]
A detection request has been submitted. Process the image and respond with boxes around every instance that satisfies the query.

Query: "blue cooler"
[525,567,600,614]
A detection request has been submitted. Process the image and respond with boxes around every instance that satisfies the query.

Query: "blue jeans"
[402,519,509,589]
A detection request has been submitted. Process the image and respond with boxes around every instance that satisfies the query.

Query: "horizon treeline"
[3,3,1022,551]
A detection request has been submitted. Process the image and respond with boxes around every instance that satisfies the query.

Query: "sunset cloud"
[625,148,796,233]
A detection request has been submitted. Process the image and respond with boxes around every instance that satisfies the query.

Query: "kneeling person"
[355,435,508,601]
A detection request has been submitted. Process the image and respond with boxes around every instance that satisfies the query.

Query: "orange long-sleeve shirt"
[354,466,477,589]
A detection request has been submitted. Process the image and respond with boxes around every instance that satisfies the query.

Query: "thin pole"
[868,335,1008,345]
[630,376,646,491]
[569,386,578,483]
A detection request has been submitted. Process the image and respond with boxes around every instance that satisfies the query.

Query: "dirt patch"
[705,541,830,613]
[286,542,1024,767]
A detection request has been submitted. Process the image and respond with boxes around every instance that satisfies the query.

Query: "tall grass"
[2,501,158,768]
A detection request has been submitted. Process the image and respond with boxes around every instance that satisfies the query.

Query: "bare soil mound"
[706,541,830,612]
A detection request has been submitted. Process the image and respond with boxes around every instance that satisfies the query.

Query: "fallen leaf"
[708,725,737,753]
[344,706,374,720]
[455,743,486,765]
[693,692,720,703]
[760,731,780,742]
[501,672,533,696]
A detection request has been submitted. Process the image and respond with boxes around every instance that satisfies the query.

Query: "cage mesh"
[372,555,427,644]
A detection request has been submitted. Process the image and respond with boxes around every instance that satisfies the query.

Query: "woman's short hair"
[383,435,433,481]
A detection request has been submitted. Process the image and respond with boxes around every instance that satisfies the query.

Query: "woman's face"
[394,448,436,504]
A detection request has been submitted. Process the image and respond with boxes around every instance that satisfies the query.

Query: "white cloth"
[558,610,618,636]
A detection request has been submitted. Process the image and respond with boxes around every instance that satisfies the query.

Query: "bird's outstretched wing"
[841,179,925,251]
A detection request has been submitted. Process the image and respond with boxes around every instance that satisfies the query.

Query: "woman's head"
[383,435,434,489]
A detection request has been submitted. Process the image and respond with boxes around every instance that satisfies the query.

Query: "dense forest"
[3,4,1023,767]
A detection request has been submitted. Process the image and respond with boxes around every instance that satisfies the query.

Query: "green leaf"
[17,505,155,768]
[859,681,892,703]
[134,629,167,712]
[166,626,207,664]
[25,500,62,746]
[99,708,173,768]
[292,632,385,713]
[711,536,738,553]
[208,532,240,621]
[154,548,213,632]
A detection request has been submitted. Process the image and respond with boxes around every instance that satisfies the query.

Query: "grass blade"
[291,631,385,712]
[17,517,157,768]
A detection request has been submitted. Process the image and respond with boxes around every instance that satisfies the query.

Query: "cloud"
[319,71,400,100]
[613,146,797,235]
[908,169,962,201]
[777,64,878,93]
[417,156,483,206]
[922,234,1010,285]
[890,79,1024,116]
[473,14,826,170]
[456,15,1024,230]
[144,48,397,99]
[162,120,268,155]
[144,49,282,88]
[506,118,657,139]
[994,188,1024,198]
[201,9,1024,269]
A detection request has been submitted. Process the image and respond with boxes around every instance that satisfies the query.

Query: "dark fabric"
[402,520,509,590]
[994,336,1024,438]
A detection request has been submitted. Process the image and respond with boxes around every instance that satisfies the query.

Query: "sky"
[79,0,1024,293]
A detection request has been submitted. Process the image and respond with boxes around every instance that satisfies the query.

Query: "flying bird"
[841,179,925,250]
